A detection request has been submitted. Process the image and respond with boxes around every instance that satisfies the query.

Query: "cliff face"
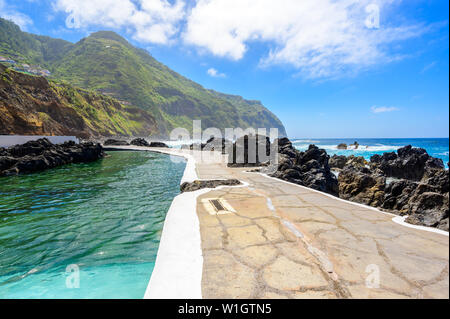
[0,64,158,138]
[0,18,287,137]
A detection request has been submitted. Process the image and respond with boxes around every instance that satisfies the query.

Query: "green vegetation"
[0,63,158,137]
[0,18,286,137]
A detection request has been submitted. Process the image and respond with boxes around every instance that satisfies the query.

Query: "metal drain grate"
[202,198,236,215]
[210,199,226,212]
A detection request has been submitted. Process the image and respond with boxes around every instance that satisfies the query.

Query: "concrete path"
[193,154,449,299]
[105,147,449,299]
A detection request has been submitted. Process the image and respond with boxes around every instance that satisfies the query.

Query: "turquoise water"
[0,151,186,299]
[292,138,449,168]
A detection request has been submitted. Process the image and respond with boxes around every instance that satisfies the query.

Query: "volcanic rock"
[180,179,241,192]
[130,138,150,147]
[0,138,104,176]
[104,139,130,146]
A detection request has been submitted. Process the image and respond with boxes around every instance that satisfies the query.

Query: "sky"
[1,0,449,138]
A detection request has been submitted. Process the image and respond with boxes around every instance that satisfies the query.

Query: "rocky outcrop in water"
[180,179,241,192]
[130,138,149,147]
[0,138,104,176]
[350,141,360,149]
[128,138,169,147]
[149,142,169,148]
[104,139,130,146]
[182,137,229,154]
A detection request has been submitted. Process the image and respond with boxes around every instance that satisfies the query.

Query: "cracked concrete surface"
[107,147,448,299]
[195,159,449,299]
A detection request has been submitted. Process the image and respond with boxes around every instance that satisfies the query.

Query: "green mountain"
[0,18,287,137]
[1,64,158,137]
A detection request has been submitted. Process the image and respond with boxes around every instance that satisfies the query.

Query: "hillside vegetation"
[0,18,286,137]
[0,64,158,138]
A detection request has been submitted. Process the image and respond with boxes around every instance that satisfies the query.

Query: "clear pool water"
[0,151,186,299]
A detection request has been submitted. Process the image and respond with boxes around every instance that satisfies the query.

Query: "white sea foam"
[293,143,400,152]
[292,139,321,143]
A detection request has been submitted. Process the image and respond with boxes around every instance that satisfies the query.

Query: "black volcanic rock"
[0,138,104,176]
[329,155,348,169]
[337,149,449,231]
[329,155,367,170]
[338,166,386,207]
[370,145,444,181]
[180,179,241,192]
[269,141,338,195]
[149,142,169,148]
[403,169,449,230]
[104,139,130,146]
[130,138,150,147]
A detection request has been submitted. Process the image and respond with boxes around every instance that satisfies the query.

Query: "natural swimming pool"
[0,151,186,298]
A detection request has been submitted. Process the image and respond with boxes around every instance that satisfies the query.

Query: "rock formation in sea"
[104,139,130,146]
[149,142,169,148]
[182,137,232,154]
[130,138,150,147]
[337,143,348,150]
[349,141,360,149]
[0,138,104,176]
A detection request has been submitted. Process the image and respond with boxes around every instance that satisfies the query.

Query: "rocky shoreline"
[197,136,448,231]
[2,135,448,231]
[0,138,104,176]
[334,145,448,231]
[104,138,169,148]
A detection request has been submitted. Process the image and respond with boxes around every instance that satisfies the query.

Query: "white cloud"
[0,0,33,30]
[420,61,437,73]
[207,67,226,78]
[50,0,431,79]
[53,0,185,44]
[184,0,425,79]
[371,106,399,113]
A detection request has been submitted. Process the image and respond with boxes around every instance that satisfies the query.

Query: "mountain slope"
[0,64,158,138]
[0,18,287,137]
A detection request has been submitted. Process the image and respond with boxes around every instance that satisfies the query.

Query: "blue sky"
[1,0,448,138]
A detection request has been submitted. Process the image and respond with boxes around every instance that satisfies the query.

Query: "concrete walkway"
[193,153,449,299]
[106,147,449,299]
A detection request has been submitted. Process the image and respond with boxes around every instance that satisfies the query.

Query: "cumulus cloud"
[50,0,430,79]
[0,0,33,30]
[53,0,185,44]
[207,67,226,78]
[184,0,425,79]
[371,106,399,113]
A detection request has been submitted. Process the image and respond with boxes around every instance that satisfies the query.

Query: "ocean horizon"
[291,138,449,168]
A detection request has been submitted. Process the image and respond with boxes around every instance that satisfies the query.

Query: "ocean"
[291,138,449,169]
